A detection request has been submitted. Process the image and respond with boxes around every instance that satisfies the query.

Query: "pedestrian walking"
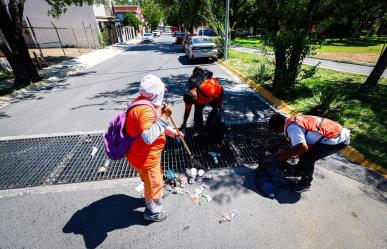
[125,74,181,222]
[269,114,350,193]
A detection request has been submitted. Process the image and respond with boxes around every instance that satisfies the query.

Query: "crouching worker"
[181,78,224,134]
[126,74,181,222]
[269,114,350,193]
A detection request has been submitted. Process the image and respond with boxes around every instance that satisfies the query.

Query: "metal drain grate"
[230,123,291,164]
[0,123,287,190]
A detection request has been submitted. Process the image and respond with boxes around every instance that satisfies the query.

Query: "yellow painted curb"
[218,60,387,178]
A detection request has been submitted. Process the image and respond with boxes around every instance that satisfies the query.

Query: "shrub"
[306,86,342,116]
[98,30,109,48]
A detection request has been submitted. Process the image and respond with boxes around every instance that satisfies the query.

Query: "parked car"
[198,29,217,36]
[142,33,154,43]
[185,36,218,62]
[175,32,185,44]
[152,30,161,37]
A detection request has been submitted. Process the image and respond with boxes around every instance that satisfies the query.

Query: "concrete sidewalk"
[231,46,387,77]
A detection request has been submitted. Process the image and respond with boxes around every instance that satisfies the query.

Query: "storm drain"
[0,123,288,190]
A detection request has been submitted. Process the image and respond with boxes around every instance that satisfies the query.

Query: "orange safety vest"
[284,115,342,140]
[195,78,223,105]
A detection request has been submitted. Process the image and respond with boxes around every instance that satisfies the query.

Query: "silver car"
[185,36,218,62]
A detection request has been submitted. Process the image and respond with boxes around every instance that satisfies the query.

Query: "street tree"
[123,12,141,28]
[363,45,387,89]
[140,0,164,30]
[0,0,103,87]
[263,0,320,96]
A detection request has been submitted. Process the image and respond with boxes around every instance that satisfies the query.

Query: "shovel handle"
[169,116,192,156]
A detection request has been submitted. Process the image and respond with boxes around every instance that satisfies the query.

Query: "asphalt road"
[232,46,387,77]
[0,35,386,249]
[0,36,273,137]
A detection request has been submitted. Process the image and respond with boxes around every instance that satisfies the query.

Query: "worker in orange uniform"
[125,74,181,222]
[181,77,224,134]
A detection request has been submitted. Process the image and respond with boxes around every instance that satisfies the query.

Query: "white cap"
[139,74,165,107]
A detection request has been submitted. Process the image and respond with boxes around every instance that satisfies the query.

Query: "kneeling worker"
[269,114,350,193]
[181,78,224,133]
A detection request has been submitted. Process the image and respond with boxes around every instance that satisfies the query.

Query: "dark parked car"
[198,29,217,36]
[175,32,185,44]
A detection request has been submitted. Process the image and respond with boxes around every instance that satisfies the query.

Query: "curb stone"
[217,59,387,178]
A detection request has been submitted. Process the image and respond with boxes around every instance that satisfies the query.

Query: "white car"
[185,36,218,62]
[142,33,154,43]
[152,30,161,37]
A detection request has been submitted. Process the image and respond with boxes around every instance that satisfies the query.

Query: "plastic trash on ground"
[191,193,199,204]
[219,209,239,223]
[135,182,144,192]
[91,146,98,158]
[202,194,212,202]
[179,175,188,188]
[97,159,110,174]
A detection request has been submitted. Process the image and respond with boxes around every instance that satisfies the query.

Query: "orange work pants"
[132,161,164,201]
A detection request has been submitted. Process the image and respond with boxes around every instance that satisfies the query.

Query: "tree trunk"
[272,47,287,95]
[363,46,387,89]
[0,0,41,87]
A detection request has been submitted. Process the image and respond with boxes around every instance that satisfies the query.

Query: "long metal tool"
[169,116,205,169]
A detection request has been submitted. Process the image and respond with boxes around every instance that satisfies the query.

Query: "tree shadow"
[63,194,150,249]
[123,41,184,55]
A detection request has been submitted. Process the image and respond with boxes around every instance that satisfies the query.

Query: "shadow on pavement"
[178,55,216,66]
[63,194,150,249]
[210,166,300,205]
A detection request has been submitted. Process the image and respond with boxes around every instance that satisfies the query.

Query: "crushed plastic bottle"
[219,209,239,223]
[97,159,110,173]
[166,169,176,180]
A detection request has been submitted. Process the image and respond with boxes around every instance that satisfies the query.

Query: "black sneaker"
[144,209,168,222]
[292,180,311,193]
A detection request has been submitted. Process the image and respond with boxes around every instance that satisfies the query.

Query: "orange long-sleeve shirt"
[125,99,165,169]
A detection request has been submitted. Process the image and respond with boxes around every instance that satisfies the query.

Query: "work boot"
[144,209,168,222]
[292,179,311,193]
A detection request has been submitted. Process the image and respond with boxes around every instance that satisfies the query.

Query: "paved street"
[0,35,386,249]
[232,46,387,77]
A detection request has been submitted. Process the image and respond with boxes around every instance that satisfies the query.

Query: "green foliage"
[298,63,320,81]
[0,70,14,81]
[225,49,387,167]
[123,12,141,28]
[248,56,274,83]
[305,86,342,116]
[98,30,109,48]
[140,0,163,30]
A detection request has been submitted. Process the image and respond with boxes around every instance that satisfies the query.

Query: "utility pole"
[224,0,230,60]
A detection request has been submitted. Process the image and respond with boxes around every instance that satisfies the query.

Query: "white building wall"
[23,0,100,48]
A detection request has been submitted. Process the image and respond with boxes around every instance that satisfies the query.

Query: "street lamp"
[224,0,230,60]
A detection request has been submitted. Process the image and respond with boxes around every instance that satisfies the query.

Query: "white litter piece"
[202,194,212,202]
[97,159,110,173]
[135,182,144,192]
[91,146,98,158]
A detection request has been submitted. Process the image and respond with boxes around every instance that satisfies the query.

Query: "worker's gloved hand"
[161,104,172,118]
